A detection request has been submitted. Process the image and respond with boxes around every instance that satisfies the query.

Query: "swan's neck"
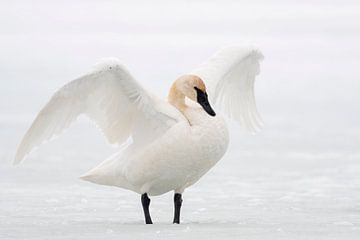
[168,83,187,112]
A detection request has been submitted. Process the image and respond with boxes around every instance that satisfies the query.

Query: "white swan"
[15,46,263,224]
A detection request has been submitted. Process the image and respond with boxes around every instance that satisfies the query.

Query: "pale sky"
[0,0,359,135]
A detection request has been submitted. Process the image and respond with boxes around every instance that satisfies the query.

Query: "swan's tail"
[80,151,136,192]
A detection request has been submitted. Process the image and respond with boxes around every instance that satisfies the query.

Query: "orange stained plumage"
[168,74,206,112]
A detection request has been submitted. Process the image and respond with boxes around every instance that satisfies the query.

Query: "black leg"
[141,193,153,224]
[173,193,183,224]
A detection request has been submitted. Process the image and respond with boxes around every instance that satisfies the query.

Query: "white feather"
[192,46,264,133]
[14,58,184,164]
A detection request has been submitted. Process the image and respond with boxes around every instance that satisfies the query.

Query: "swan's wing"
[15,58,185,164]
[192,46,264,133]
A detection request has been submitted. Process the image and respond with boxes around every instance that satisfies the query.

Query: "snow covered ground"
[1,0,360,239]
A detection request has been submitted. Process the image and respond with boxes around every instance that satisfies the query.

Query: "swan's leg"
[173,193,183,224]
[141,193,153,224]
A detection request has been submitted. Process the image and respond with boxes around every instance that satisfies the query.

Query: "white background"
[0,0,359,239]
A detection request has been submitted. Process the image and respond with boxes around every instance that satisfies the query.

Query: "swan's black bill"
[194,87,216,117]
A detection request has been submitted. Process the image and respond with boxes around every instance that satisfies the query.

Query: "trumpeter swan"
[14,46,263,224]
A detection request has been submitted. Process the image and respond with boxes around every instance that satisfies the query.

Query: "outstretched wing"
[192,46,264,133]
[15,58,184,164]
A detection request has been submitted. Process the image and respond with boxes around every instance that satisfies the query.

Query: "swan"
[14,46,264,224]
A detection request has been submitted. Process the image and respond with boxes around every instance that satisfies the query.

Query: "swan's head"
[171,74,216,117]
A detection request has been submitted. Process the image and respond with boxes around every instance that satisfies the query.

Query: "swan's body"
[82,106,229,196]
[15,46,263,224]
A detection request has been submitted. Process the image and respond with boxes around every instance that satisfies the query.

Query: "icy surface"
[1,0,360,239]
[1,124,360,239]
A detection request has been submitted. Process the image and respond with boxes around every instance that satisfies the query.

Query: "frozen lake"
[1,0,360,239]
[1,121,360,239]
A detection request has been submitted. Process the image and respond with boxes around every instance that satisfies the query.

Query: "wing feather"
[15,58,182,164]
[192,46,264,133]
